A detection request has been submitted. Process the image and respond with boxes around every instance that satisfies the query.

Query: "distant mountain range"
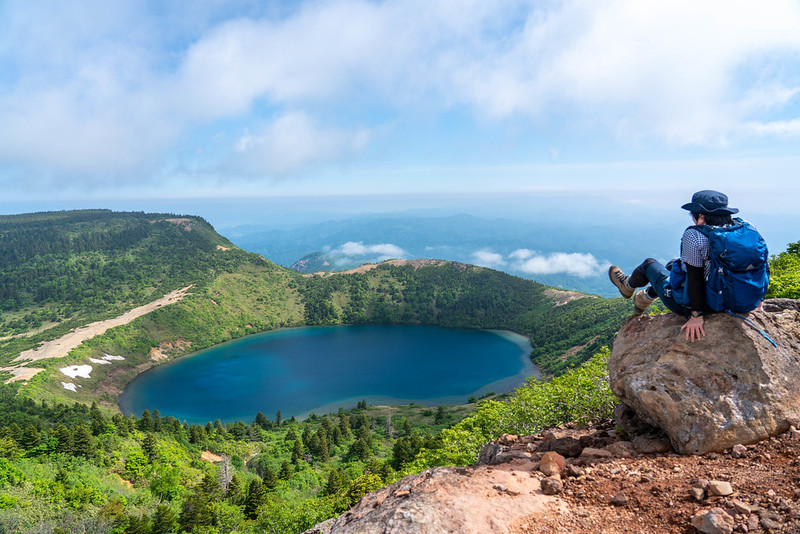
[227,213,679,297]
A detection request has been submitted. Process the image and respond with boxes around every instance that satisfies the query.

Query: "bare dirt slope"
[2,286,192,383]
[516,427,800,533]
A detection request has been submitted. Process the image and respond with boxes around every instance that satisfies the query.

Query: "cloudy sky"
[1,0,800,216]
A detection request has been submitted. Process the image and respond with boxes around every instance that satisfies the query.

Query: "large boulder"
[608,300,800,455]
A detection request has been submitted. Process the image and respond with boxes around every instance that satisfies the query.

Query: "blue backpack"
[669,219,769,313]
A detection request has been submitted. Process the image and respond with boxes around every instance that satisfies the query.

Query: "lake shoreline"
[119,325,540,424]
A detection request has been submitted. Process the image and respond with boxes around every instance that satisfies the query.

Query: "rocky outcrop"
[318,458,566,533]
[609,300,800,455]
[307,424,800,533]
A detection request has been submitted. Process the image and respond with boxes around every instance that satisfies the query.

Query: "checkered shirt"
[680,227,711,279]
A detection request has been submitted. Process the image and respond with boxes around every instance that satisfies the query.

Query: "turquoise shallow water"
[119,325,536,423]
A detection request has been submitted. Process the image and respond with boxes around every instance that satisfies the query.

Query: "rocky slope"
[311,423,800,534]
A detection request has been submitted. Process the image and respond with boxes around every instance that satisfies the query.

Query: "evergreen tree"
[377,460,394,482]
[152,409,163,432]
[125,514,151,534]
[317,430,330,462]
[332,426,344,446]
[278,460,293,480]
[291,439,304,464]
[402,418,412,436]
[19,424,40,450]
[213,419,226,437]
[53,424,73,455]
[338,414,352,440]
[301,425,313,448]
[262,467,278,491]
[254,411,271,431]
[244,478,266,519]
[89,402,105,436]
[391,433,424,470]
[179,493,214,532]
[112,414,130,437]
[356,424,373,447]
[139,410,153,432]
[179,471,220,532]
[323,469,344,496]
[275,409,282,427]
[226,473,245,505]
[347,438,371,462]
[188,425,206,444]
[434,405,447,424]
[354,413,370,432]
[199,471,221,500]
[141,433,158,463]
[171,418,182,434]
[229,421,248,441]
[307,433,321,459]
[320,416,335,442]
[72,424,94,458]
[151,504,179,534]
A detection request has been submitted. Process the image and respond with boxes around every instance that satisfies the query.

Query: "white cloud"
[473,248,603,277]
[456,0,800,145]
[511,251,603,278]
[333,241,407,258]
[746,118,800,137]
[508,249,533,260]
[231,112,372,174]
[471,249,507,268]
[2,0,800,181]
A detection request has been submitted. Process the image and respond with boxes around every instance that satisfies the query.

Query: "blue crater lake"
[119,325,538,424]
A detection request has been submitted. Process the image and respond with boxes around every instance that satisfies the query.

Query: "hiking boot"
[608,265,634,298]
[633,290,656,315]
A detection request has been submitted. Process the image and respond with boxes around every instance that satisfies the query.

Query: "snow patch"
[60,365,92,379]
[61,382,77,392]
[102,354,125,361]
[89,358,112,365]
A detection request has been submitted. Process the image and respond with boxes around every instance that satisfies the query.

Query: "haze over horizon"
[2,0,799,283]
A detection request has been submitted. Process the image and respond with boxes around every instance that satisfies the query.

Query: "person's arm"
[685,264,705,312]
[681,263,705,342]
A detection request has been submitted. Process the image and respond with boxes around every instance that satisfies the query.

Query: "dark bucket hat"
[681,190,739,215]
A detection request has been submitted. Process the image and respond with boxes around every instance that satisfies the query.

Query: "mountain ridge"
[0,210,629,410]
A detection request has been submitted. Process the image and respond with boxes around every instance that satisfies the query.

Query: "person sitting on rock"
[608,190,755,343]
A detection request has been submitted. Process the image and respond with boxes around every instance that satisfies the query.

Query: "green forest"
[0,209,797,533]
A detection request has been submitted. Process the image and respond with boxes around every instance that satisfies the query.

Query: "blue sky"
[1,0,800,219]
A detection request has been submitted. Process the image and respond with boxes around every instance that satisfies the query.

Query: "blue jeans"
[630,258,687,316]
